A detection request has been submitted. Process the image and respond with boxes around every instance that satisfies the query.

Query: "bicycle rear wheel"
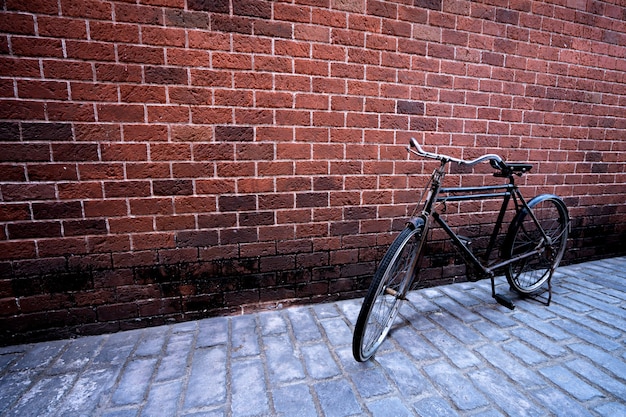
[352,220,426,362]
[504,195,569,294]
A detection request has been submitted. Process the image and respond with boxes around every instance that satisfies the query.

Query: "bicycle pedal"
[494,294,515,310]
[384,287,407,300]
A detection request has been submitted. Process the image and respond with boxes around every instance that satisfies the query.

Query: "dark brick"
[254,20,292,38]
[1,143,51,162]
[0,122,20,141]
[496,8,519,25]
[215,125,254,142]
[176,230,219,247]
[32,201,82,220]
[220,227,258,244]
[64,219,108,236]
[153,180,193,196]
[7,221,62,239]
[296,192,329,208]
[414,0,441,11]
[211,14,253,34]
[22,122,73,141]
[233,0,271,18]
[145,66,189,85]
[240,211,274,226]
[188,0,229,13]
[397,100,424,115]
[0,165,26,181]
[219,195,256,212]
[52,143,99,161]
[164,9,211,29]
[97,302,138,321]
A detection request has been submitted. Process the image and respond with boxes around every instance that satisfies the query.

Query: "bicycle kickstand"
[490,275,515,310]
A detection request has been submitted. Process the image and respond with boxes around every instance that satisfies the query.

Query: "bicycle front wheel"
[504,195,569,294]
[352,220,426,362]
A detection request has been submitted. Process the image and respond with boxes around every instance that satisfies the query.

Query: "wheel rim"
[509,200,567,293]
[360,230,421,358]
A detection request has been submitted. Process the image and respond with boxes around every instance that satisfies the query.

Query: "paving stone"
[594,402,626,417]
[471,410,506,417]
[539,365,602,401]
[134,330,168,357]
[552,318,622,351]
[259,310,288,335]
[413,396,460,417]
[350,367,393,398]
[398,304,438,331]
[429,311,483,345]
[263,334,306,384]
[101,408,139,417]
[49,336,103,373]
[422,329,482,368]
[405,291,440,313]
[287,307,322,343]
[423,361,489,410]
[313,303,340,319]
[155,333,192,382]
[367,397,413,417]
[56,367,118,416]
[314,379,362,417]
[231,315,260,358]
[231,359,270,417]
[111,358,157,405]
[474,306,518,327]
[469,368,544,417]
[502,340,548,366]
[196,316,229,348]
[565,358,626,400]
[92,334,137,367]
[272,384,317,417]
[319,317,352,346]
[141,379,183,417]
[588,309,626,332]
[431,295,482,323]
[10,340,67,371]
[471,320,509,342]
[511,311,571,341]
[532,387,594,417]
[376,351,434,397]
[183,346,226,410]
[440,285,483,307]
[476,344,545,387]
[9,373,76,416]
[337,298,364,325]
[565,292,625,317]
[510,327,567,357]
[391,325,441,361]
[301,343,339,379]
[0,370,37,414]
[568,343,626,380]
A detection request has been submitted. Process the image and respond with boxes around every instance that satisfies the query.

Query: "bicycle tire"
[504,195,569,294]
[352,220,426,362]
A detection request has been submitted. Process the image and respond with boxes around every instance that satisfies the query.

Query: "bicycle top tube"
[408,138,505,169]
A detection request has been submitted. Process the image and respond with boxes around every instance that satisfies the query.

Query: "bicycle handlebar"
[408,138,506,169]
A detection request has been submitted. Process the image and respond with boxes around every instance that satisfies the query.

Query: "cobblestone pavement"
[1,257,625,417]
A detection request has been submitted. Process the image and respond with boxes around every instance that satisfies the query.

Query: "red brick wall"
[1,0,625,343]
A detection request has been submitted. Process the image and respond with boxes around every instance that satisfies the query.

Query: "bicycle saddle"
[491,160,533,177]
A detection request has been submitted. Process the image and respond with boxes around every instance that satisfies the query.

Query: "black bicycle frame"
[417,161,544,306]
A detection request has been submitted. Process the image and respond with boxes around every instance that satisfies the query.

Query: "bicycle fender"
[406,217,425,231]
[503,194,569,253]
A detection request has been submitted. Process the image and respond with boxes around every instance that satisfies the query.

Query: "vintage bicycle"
[353,138,570,362]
